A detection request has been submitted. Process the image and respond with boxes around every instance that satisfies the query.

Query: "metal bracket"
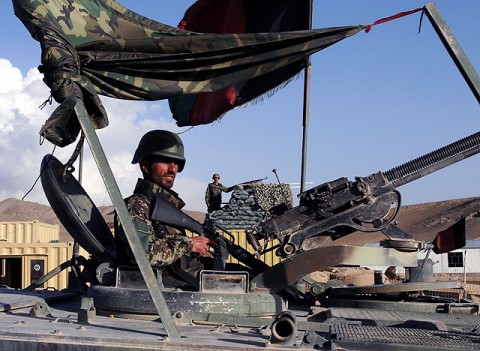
[78,297,96,324]
[29,301,53,318]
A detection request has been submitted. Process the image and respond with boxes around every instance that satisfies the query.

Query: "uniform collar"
[133,178,185,209]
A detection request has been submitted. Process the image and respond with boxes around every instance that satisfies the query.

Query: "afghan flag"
[432,217,467,254]
[169,0,312,126]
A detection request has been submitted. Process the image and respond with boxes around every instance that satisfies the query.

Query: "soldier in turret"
[115,130,214,286]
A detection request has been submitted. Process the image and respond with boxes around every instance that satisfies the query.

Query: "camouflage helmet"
[212,173,220,179]
[132,130,186,172]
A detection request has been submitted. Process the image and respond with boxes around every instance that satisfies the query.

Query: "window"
[447,252,464,268]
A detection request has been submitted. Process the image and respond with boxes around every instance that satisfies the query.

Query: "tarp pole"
[74,99,181,339]
[300,0,314,193]
[424,3,480,104]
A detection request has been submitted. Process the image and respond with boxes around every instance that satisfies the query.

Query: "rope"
[365,7,424,33]
[63,132,85,179]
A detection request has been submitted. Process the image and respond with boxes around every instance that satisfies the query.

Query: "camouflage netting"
[208,182,292,229]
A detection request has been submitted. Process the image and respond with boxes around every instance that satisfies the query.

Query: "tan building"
[0,221,79,290]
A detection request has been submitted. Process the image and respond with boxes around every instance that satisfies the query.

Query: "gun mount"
[254,131,480,258]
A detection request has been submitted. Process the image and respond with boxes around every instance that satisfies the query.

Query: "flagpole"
[300,0,313,193]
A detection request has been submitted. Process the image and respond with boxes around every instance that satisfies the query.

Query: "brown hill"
[1,197,479,246]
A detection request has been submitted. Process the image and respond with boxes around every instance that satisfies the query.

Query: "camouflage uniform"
[205,183,232,213]
[115,178,193,269]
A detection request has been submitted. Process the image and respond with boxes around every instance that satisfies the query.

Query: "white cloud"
[0,59,208,213]
[0,59,23,93]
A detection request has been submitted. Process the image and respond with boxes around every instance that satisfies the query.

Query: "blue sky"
[1,1,479,213]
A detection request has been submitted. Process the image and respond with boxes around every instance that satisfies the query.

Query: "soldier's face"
[141,156,179,189]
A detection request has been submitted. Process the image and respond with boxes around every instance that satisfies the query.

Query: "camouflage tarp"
[13,0,365,133]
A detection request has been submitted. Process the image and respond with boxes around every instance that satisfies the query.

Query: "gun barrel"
[383,131,480,187]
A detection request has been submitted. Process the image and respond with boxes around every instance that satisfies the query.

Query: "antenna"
[272,169,290,205]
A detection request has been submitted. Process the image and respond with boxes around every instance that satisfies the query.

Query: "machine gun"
[251,131,480,258]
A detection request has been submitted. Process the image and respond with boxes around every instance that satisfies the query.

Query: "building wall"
[418,248,480,274]
[366,243,480,276]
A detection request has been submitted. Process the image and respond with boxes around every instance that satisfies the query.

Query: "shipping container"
[0,221,59,244]
[0,242,74,289]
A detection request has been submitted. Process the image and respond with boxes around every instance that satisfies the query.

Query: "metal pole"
[300,0,313,193]
[70,138,83,290]
[74,100,181,339]
[78,144,83,184]
[424,3,480,104]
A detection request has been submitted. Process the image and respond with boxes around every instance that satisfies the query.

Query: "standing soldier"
[205,173,233,213]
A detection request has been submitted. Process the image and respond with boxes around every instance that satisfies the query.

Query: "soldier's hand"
[191,236,215,256]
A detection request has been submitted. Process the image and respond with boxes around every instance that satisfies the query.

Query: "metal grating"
[331,324,480,349]
[327,307,480,329]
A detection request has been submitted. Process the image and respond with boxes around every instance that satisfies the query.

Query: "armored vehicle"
[2,1,480,350]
